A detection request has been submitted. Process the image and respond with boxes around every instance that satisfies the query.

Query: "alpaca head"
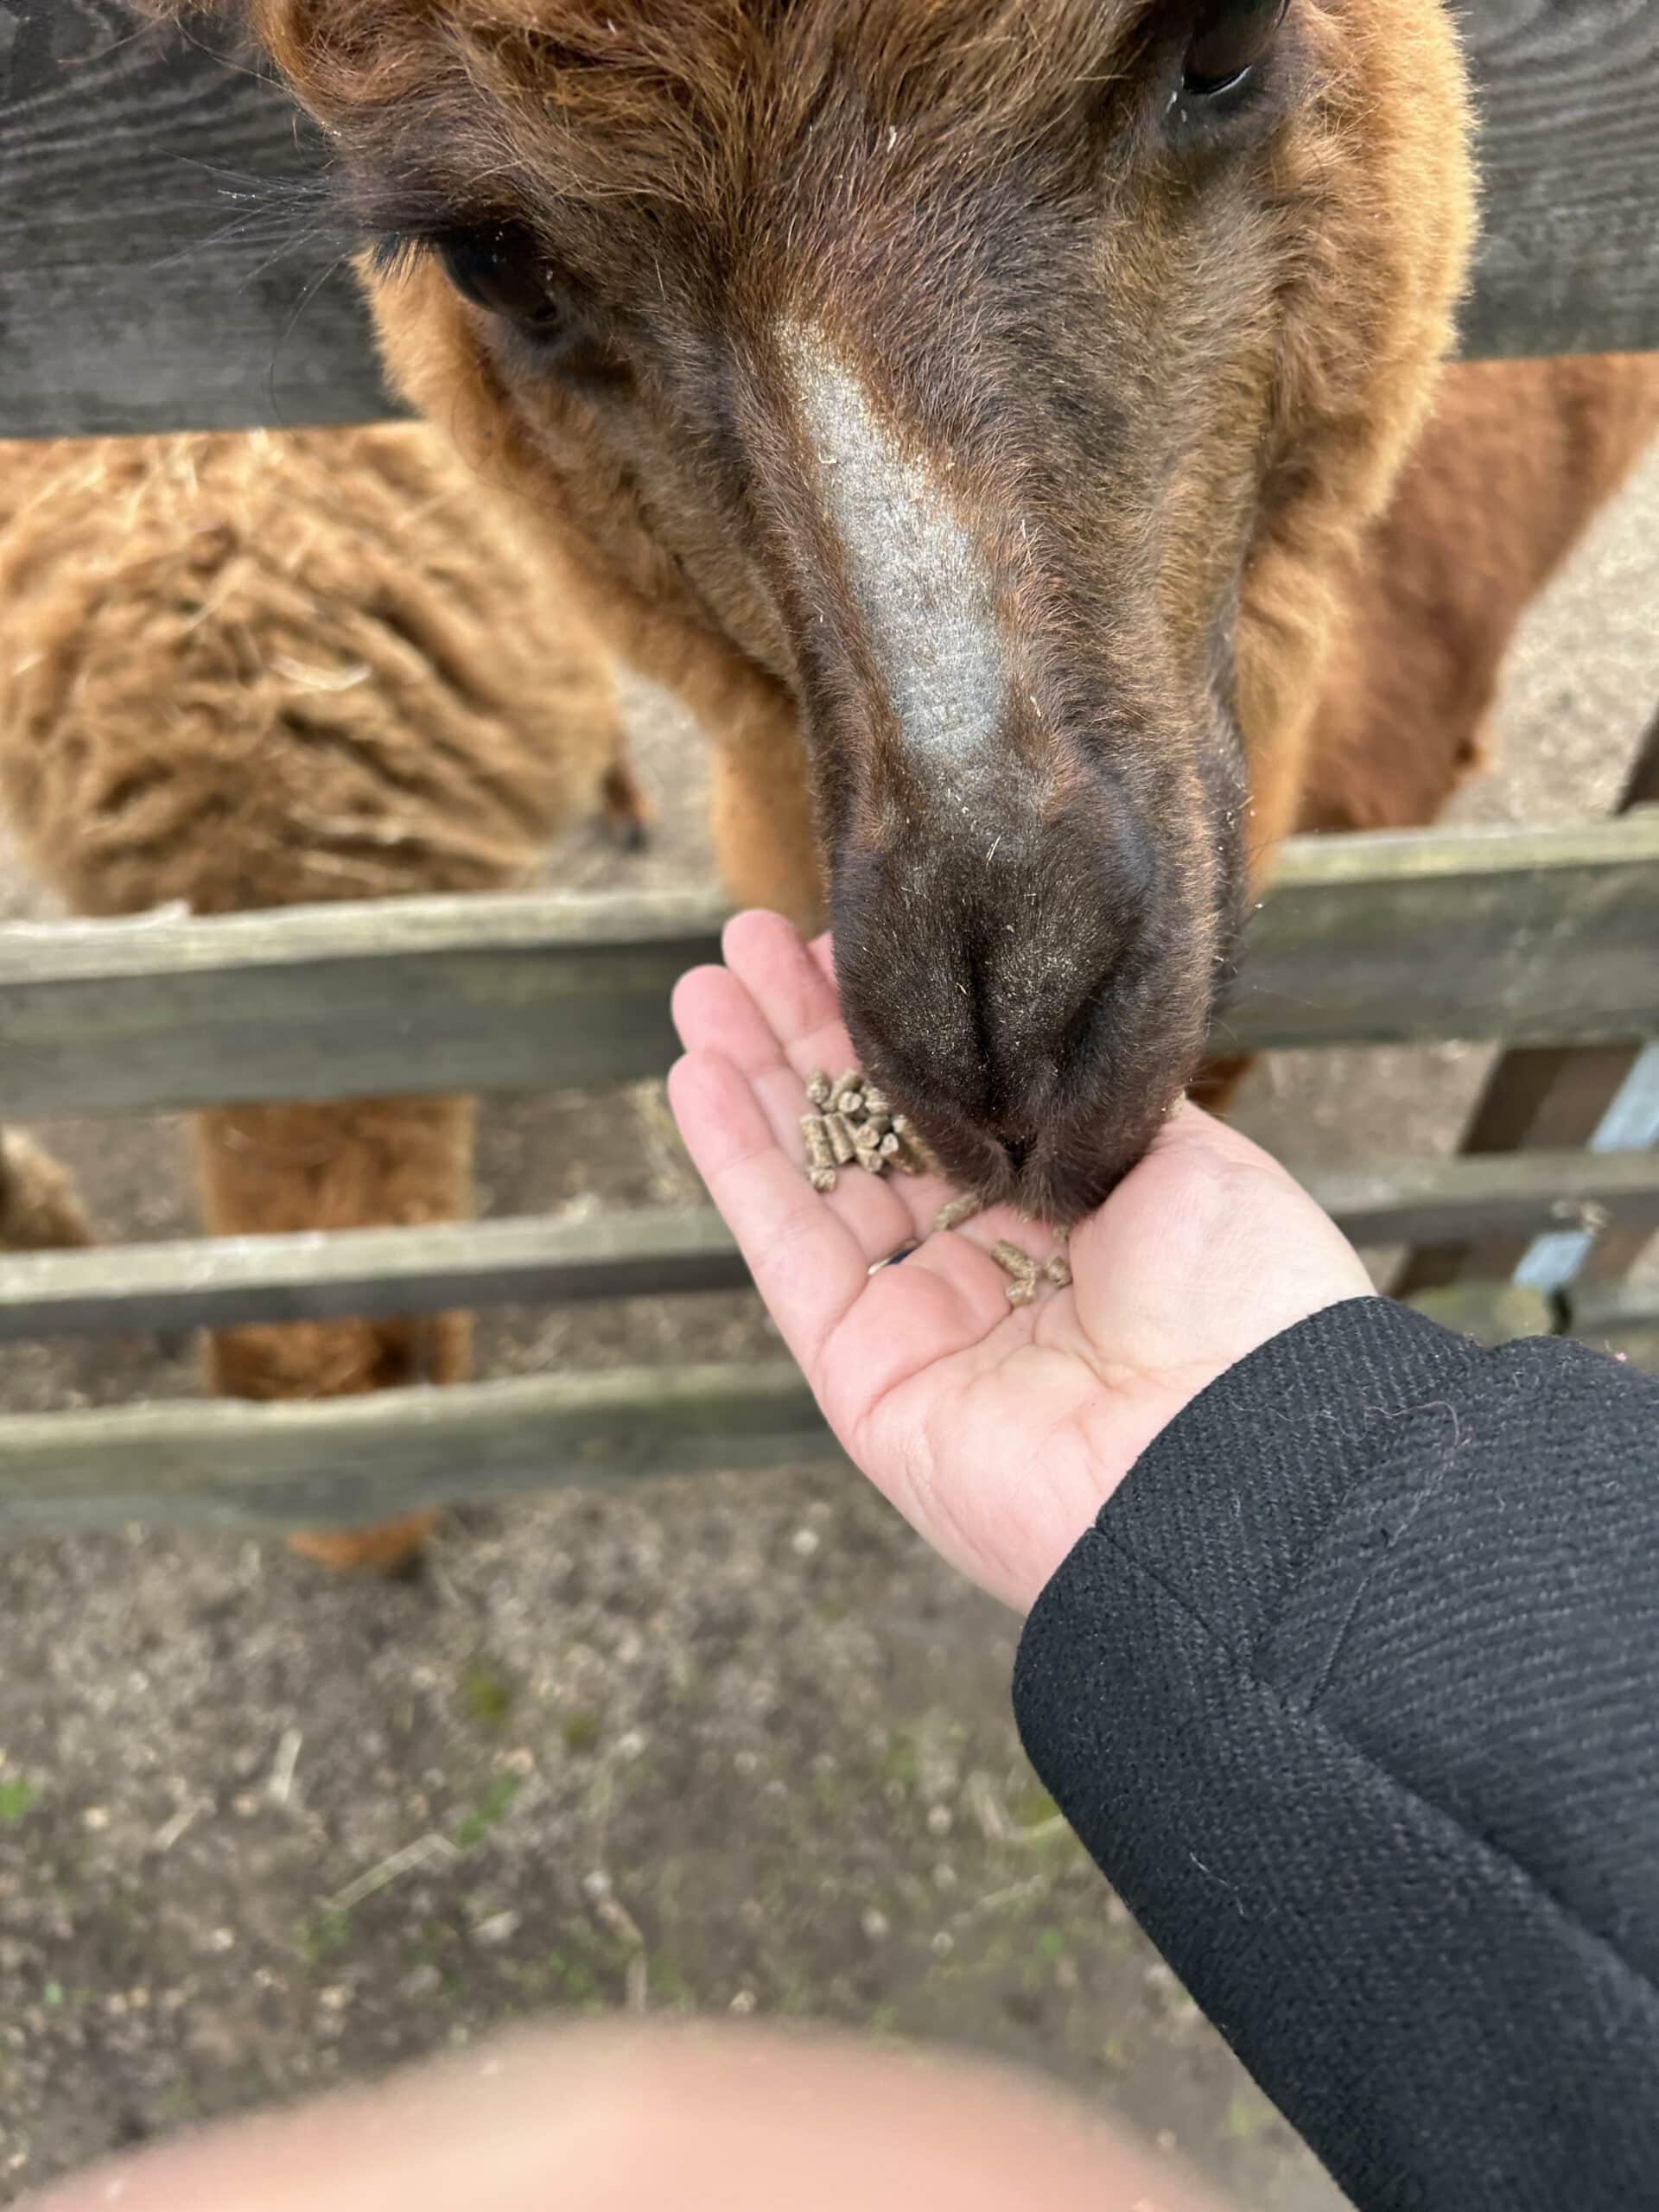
[181,0,1473,1219]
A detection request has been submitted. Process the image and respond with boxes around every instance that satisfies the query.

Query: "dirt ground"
[0,433,1656,2211]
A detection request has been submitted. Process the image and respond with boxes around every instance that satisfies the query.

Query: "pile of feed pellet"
[798,1067,1071,1305]
[798,1067,940,1186]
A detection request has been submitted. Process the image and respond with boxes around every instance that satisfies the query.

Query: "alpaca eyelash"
[148,157,364,279]
[328,163,490,273]
[365,230,433,280]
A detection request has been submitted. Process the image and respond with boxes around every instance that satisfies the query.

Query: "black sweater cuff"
[1014,1296,1659,2212]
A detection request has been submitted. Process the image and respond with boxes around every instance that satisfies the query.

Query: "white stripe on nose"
[780,322,1009,784]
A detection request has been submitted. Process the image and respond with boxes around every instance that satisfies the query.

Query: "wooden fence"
[0,0,1657,1530]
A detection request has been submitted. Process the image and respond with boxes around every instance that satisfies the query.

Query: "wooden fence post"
[1395,700,1659,1298]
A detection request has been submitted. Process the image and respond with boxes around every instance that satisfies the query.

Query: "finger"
[687,918,1066,1289]
[720,910,842,1059]
[667,1051,875,1368]
[714,914,950,1255]
[720,916,1073,1281]
[676,954,881,1232]
[670,969,1076,1443]
[676,957,923,1264]
[673,955,863,1170]
[671,1051,1052,1459]
[799,929,1062,1260]
[671,957,773,1066]
[671,962,1047,1364]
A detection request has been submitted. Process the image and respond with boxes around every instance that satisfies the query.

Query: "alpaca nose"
[831,815,1160,1210]
[823,685,1244,1220]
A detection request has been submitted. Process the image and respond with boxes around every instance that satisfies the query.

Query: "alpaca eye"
[1181,0,1287,96]
[435,223,632,389]
[438,223,573,336]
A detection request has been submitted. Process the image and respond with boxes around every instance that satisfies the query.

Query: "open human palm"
[670,912,1373,1612]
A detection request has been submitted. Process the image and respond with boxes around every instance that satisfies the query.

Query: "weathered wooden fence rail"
[4,818,1659,1119]
[3,1146,1659,1348]
[4,817,1659,1357]
[2,0,1658,1529]
[0,1364,836,1535]
[0,1265,1648,1535]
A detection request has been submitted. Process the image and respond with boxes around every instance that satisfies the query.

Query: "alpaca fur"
[0,1130,92,1253]
[1192,349,1659,1108]
[145,3,1659,1221]
[0,423,639,1571]
[156,0,1486,1221]
[1303,354,1659,833]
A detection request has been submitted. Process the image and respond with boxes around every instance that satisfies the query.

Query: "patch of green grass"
[644,1947,696,2010]
[452,1773,524,1851]
[0,1777,40,1824]
[542,1945,603,2003]
[296,1906,352,1966]
[461,1666,514,1733]
[771,1974,822,2018]
[881,1738,921,1790]
[560,1712,601,1755]
[811,1767,846,1815]
[41,1980,63,2008]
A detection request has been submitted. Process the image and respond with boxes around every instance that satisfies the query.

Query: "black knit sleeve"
[1014,1296,1659,2212]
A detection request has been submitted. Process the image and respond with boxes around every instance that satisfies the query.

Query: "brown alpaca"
[1192,349,1659,1106]
[160,0,1482,1225]
[1302,353,1659,836]
[0,1130,93,1254]
[0,423,640,1571]
[185,0,1659,1217]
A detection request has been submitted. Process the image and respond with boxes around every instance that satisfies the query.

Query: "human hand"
[670,912,1374,1612]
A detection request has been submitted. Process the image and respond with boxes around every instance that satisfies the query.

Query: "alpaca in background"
[0,422,643,1570]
